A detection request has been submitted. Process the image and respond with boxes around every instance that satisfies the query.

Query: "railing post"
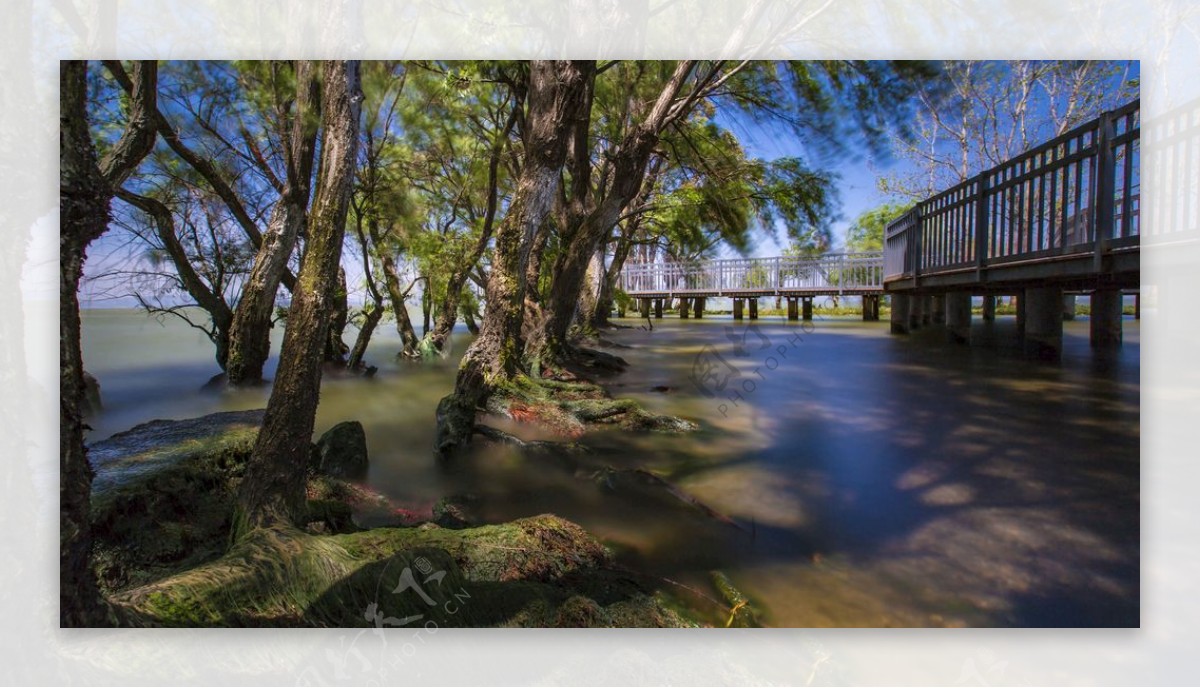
[773,256,781,292]
[974,173,989,281]
[838,253,845,296]
[1093,108,1116,273]
[910,207,923,287]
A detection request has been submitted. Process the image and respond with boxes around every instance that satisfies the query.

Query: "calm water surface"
[81,308,1140,627]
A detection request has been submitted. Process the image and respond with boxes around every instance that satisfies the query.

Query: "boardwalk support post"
[890,293,910,334]
[931,294,946,325]
[982,295,996,321]
[1024,286,1063,361]
[1091,288,1123,349]
[1062,294,1077,321]
[946,292,972,344]
[909,293,924,330]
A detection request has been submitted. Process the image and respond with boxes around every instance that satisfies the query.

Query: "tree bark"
[236,60,362,532]
[371,227,421,358]
[435,60,595,459]
[225,61,319,385]
[61,60,157,626]
[325,266,351,364]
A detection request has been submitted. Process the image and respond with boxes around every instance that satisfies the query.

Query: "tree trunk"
[346,304,383,371]
[116,189,235,369]
[374,241,421,357]
[236,60,361,532]
[226,61,320,386]
[325,266,351,364]
[60,60,158,626]
[435,60,595,459]
[574,248,605,336]
[593,216,639,328]
[421,282,432,335]
[524,63,692,369]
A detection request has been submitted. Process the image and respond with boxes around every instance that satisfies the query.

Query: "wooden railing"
[620,252,884,295]
[884,99,1140,282]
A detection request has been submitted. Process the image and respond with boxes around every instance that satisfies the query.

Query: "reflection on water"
[81,308,1139,627]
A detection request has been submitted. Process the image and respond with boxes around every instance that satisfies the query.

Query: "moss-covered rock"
[87,411,697,628]
[114,516,694,628]
[312,420,368,479]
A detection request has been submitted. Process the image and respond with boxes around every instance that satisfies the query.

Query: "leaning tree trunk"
[60,60,158,627]
[236,60,361,533]
[375,244,421,357]
[526,62,694,370]
[435,60,595,459]
[226,61,319,386]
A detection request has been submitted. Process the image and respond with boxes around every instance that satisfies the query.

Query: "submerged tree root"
[485,374,696,437]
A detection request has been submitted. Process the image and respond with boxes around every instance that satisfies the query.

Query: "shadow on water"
[81,309,1139,627]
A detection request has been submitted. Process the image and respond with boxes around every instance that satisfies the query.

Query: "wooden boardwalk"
[619,99,1140,354]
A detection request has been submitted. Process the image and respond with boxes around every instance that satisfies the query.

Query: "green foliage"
[845,201,915,252]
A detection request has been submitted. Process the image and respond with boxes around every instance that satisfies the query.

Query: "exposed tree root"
[483,374,696,438]
[111,515,693,627]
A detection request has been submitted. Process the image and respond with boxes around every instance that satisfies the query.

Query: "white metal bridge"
[619,251,884,298]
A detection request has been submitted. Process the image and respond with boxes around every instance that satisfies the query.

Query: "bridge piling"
[1023,286,1063,361]
[679,298,690,319]
[654,299,663,319]
[1015,294,1026,339]
[1091,288,1123,349]
[1063,295,1077,321]
[982,295,996,321]
[931,294,946,325]
[946,292,972,344]
[639,298,650,319]
[733,299,744,320]
[694,297,706,319]
[909,293,924,330]
[801,297,812,321]
[749,299,758,320]
[786,298,798,321]
[891,293,911,334]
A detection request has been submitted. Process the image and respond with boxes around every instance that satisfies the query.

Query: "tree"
[881,60,1138,200]
[61,59,158,626]
[225,61,321,385]
[528,60,934,369]
[435,60,595,458]
[236,60,362,532]
[844,201,914,252]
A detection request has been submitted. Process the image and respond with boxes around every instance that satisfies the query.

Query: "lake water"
[81,307,1140,627]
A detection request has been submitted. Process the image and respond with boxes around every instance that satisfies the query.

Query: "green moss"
[115,516,692,628]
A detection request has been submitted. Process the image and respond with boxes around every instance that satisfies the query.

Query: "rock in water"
[314,420,369,479]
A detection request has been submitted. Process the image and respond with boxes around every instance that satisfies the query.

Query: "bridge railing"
[620,251,884,295]
[884,99,1140,282]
